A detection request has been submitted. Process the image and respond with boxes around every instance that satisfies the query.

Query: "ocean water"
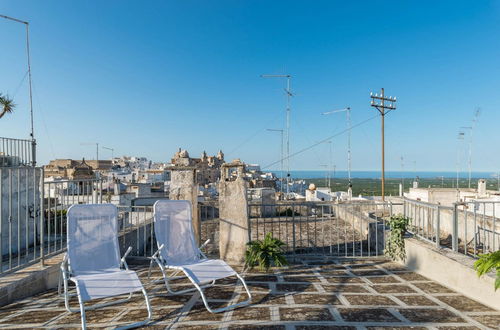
[271,170,497,179]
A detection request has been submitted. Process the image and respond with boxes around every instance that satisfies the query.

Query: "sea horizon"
[270,170,499,180]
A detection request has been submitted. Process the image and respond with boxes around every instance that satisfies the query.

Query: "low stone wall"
[398,237,500,310]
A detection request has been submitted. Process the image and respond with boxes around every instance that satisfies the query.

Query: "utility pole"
[267,128,284,196]
[321,107,352,198]
[1,14,35,166]
[370,88,397,201]
[262,74,292,198]
[81,142,99,160]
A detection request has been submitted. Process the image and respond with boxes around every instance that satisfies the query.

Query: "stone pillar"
[219,161,249,265]
[169,167,200,244]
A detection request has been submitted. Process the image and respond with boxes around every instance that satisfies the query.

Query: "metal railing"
[43,179,104,259]
[248,201,394,258]
[402,198,452,249]
[0,137,35,167]
[402,198,500,257]
[117,205,155,257]
[0,175,106,274]
[0,167,43,273]
[199,201,219,257]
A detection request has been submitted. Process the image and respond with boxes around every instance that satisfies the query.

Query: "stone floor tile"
[393,272,431,282]
[350,269,388,276]
[338,308,399,322]
[244,275,278,282]
[117,306,180,324]
[322,284,370,293]
[296,326,355,330]
[236,292,286,305]
[292,293,342,305]
[394,295,438,306]
[343,294,399,306]
[315,270,350,277]
[283,275,322,282]
[366,327,428,330]
[228,324,285,329]
[275,283,317,293]
[183,302,226,321]
[230,306,271,320]
[0,309,62,324]
[412,282,455,294]
[435,295,495,312]
[371,284,417,294]
[398,308,465,323]
[324,276,364,284]
[279,307,335,321]
[469,314,500,328]
[378,262,413,272]
[436,327,481,330]
[366,275,402,284]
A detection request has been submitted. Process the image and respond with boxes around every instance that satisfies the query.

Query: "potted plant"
[245,232,288,272]
[474,250,500,291]
[384,214,410,261]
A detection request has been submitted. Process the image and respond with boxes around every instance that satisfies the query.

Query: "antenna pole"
[262,74,292,198]
[0,14,36,166]
[285,76,291,197]
[347,107,352,199]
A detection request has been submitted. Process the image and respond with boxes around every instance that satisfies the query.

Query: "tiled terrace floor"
[0,257,499,329]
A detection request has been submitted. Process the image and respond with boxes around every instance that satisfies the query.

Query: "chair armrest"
[199,239,210,251]
[120,246,133,269]
[60,253,70,279]
[151,244,165,259]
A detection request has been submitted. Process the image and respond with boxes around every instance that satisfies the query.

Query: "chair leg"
[196,274,252,314]
[77,293,87,330]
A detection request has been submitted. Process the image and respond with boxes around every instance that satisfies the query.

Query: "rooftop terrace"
[0,257,498,329]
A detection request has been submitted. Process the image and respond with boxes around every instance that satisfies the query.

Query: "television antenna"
[261,74,293,197]
[81,142,99,160]
[102,146,114,160]
[322,107,352,198]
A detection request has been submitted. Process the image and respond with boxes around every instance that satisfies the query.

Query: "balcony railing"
[0,137,36,167]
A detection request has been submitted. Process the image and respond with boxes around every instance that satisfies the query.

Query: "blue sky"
[1,1,499,171]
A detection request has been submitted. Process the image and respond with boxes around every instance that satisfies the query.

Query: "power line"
[262,113,379,170]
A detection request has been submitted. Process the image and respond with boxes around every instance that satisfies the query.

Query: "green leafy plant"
[384,214,410,261]
[474,250,500,291]
[245,232,288,272]
[0,93,15,119]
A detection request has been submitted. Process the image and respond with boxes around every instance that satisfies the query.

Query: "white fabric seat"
[175,259,236,284]
[150,200,252,313]
[72,269,144,302]
[60,204,152,330]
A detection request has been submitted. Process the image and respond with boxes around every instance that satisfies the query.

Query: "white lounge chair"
[60,204,152,329]
[149,200,252,313]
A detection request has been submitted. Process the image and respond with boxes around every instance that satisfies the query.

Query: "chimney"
[478,179,487,196]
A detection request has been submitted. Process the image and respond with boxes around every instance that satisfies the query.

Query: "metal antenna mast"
[81,142,99,160]
[102,146,114,160]
[1,14,36,165]
[370,89,397,201]
[456,130,465,190]
[460,109,481,189]
[267,128,284,196]
[400,156,404,194]
[322,107,352,198]
[262,74,292,197]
